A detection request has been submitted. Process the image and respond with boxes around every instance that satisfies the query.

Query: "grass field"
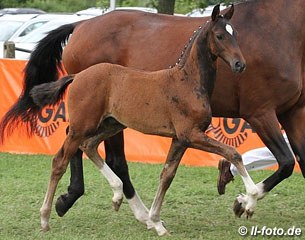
[0,152,304,239]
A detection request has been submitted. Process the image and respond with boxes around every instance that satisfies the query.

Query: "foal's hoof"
[245,209,254,219]
[55,194,69,217]
[233,198,245,218]
[112,197,123,212]
[40,224,50,232]
[153,221,169,236]
[146,220,154,230]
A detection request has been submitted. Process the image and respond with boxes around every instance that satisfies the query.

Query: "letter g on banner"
[35,101,68,137]
[206,117,254,147]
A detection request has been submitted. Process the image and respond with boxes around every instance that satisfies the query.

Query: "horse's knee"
[230,151,250,176]
[279,160,295,179]
[227,150,242,166]
[232,151,242,162]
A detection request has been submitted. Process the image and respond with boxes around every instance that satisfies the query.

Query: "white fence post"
[110,0,116,10]
[3,41,15,58]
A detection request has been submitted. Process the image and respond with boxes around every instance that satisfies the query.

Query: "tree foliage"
[157,0,175,14]
[0,0,238,14]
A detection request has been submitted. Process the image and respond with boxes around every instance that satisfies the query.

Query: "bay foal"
[31,5,254,235]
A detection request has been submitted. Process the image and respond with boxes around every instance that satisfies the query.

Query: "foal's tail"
[30,75,74,109]
[0,22,79,144]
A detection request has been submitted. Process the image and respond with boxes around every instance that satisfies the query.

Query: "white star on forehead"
[225,24,233,35]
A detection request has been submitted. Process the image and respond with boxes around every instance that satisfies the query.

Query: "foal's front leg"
[189,129,259,217]
[149,138,187,236]
[104,132,151,226]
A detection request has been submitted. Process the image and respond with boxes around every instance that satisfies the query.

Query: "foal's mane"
[177,20,211,69]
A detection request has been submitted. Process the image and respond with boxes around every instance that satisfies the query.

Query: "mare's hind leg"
[149,138,187,236]
[40,135,82,231]
[105,132,150,226]
[279,104,305,176]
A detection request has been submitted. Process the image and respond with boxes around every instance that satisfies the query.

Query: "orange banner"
[0,58,289,169]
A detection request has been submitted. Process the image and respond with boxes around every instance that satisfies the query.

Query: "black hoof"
[112,197,123,212]
[246,209,254,219]
[233,199,245,218]
[55,194,70,217]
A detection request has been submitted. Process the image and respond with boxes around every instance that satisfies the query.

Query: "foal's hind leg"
[81,135,124,211]
[105,132,150,226]
[40,135,82,231]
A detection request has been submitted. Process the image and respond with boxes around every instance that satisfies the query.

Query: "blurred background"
[0,0,235,59]
[0,0,233,15]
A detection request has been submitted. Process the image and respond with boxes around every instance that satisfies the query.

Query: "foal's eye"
[216,34,224,40]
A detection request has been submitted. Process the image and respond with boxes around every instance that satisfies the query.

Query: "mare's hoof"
[112,197,123,212]
[233,198,245,218]
[55,194,69,217]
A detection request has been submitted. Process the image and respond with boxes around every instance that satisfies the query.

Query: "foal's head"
[205,4,246,73]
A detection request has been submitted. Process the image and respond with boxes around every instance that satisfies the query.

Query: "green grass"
[0,152,304,239]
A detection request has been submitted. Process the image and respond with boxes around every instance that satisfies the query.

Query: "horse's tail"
[0,22,77,143]
[30,75,74,108]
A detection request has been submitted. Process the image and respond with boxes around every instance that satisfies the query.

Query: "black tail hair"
[30,75,74,108]
[0,22,78,143]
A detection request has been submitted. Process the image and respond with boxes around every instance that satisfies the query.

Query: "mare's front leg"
[55,127,85,217]
[279,104,305,176]
[188,128,259,217]
[149,138,187,236]
[104,132,150,225]
[40,136,82,231]
[237,112,296,216]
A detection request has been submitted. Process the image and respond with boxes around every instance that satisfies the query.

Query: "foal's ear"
[224,4,234,20]
[211,4,220,21]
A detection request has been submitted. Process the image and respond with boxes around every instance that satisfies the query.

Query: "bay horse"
[0,0,304,221]
[30,5,252,235]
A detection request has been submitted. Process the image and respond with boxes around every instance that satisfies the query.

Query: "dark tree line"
[156,0,236,14]
[158,0,176,14]
[0,0,239,14]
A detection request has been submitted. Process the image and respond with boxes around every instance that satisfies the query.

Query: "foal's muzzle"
[232,60,246,73]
